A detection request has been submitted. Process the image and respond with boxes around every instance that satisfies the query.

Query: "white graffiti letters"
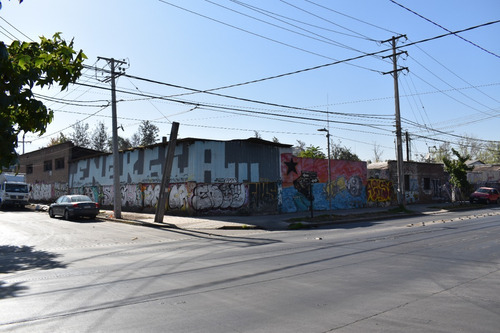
[191,184,247,211]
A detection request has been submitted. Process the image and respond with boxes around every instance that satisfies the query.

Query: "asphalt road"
[1,208,500,332]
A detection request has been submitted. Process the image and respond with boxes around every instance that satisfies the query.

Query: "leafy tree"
[443,148,474,202]
[293,140,306,155]
[131,132,141,147]
[0,33,86,167]
[330,141,360,161]
[117,136,132,150]
[107,135,132,151]
[135,120,159,146]
[477,141,500,164]
[457,134,484,161]
[47,133,69,147]
[429,142,452,162]
[91,121,109,152]
[0,0,23,10]
[70,122,90,148]
[298,145,326,159]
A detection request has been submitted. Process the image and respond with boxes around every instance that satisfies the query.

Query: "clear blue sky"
[2,0,499,161]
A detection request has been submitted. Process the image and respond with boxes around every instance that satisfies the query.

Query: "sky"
[1,0,499,162]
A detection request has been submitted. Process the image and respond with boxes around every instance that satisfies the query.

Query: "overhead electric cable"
[158,0,383,72]
[390,0,500,59]
[122,72,390,118]
[205,0,369,52]
[74,81,393,132]
[0,16,34,41]
[303,0,400,36]
[229,0,374,40]
[144,19,500,98]
[280,0,375,41]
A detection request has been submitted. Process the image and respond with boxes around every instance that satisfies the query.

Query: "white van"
[0,173,30,209]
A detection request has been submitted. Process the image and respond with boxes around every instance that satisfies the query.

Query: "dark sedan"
[49,195,100,220]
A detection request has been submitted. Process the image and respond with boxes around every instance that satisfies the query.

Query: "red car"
[469,187,500,204]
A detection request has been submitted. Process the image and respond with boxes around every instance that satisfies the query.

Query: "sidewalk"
[99,202,494,231]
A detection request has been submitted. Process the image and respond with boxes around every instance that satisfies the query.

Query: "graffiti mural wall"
[30,182,68,201]
[280,153,367,213]
[366,178,394,206]
[69,181,255,215]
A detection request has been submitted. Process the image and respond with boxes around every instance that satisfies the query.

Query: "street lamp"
[318,128,331,211]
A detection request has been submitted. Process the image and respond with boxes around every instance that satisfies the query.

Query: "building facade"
[18,142,102,201]
[367,161,448,206]
[68,138,292,215]
[467,164,500,190]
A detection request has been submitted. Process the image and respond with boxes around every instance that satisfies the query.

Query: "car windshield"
[71,195,93,202]
[5,183,29,193]
[477,188,489,193]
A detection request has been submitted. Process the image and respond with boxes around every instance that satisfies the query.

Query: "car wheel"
[64,209,70,220]
[49,208,55,218]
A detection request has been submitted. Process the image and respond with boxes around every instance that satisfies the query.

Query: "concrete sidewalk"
[99,202,495,231]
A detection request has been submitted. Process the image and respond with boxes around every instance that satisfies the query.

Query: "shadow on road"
[0,245,66,299]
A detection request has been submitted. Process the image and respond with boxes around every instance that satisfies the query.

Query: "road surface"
[1,207,500,332]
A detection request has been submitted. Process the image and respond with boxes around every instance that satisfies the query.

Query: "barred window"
[55,157,65,170]
[44,160,52,172]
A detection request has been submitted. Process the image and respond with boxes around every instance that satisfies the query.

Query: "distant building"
[468,164,500,190]
[18,142,103,201]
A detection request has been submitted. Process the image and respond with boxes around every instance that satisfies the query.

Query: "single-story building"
[367,161,448,206]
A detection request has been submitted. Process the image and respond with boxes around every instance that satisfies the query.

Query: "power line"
[280,0,376,41]
[157,0,384,73]
[122,72,391,119]
[75,80,394,132]
[389,0,500,59]
[303,0,400,36]
[142,19,500,100]
[229,0,374,40]
[205,0,372,52]
[0,16,34,41]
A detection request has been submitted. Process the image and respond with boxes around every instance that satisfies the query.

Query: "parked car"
[469,187,500,204]
[49,195,100,220]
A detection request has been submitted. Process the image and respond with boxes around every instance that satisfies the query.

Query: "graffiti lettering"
[143,184,160,208]
[366,178,393,202]
[249,182,278,212]
[191,184,248,211]
[169,184,190,210]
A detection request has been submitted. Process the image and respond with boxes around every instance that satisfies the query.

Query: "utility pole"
[155,122,180,223]
[405,131,411,162]
[97,56,127,219]
[382,36,408,207]
[318,128,331,211]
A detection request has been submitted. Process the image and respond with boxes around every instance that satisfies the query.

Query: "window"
[44,160,52,172]
[55,157,65,170]
[204,170,211,183]
[423,178,431,190]
[404,175,410,191]
[204,149,211,163]
[26,164,33,174]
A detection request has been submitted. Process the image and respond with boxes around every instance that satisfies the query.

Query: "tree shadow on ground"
[0,245,66,299]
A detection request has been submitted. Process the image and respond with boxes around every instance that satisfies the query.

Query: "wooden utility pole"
[97,56,127,219]
[406,131,411,162]
[382,36,408,207]
[155,122,180,223]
